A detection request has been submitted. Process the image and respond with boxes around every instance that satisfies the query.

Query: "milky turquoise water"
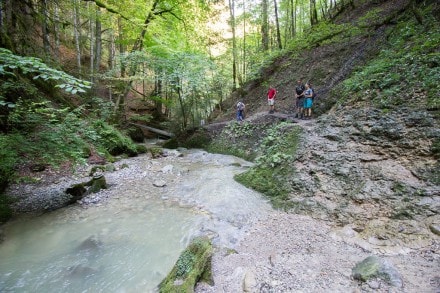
[0,150,270,292]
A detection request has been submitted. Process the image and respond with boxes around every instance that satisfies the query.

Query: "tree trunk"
[108,28,115,103]
[89,2,94,82]
[118,17,125,78]
[242,0,246,82]
[310,0,318,26]
[177,79,187,129]
[73,0,82,74]
[261,0,269,51]
[228,0,237,90]
[273,0,282,49]
[94,6,102,74]
[40,0,51,56]
[154,72,164,118]
[54,3,60,60]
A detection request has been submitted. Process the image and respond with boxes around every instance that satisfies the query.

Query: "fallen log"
[129,123,174,138]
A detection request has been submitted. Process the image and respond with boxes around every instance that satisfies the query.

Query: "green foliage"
[234,123,302,210]
[128,113,152,123]
[92,120,138,157]
[0,48,91,94]
[254,123,297,168]
[357,8,384,27]
[0,101,139,192]
[340,12,440,109]
[0,133,21,191]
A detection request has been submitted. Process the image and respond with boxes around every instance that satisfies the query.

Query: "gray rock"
[153,180,167,187]
[429,224,440,236]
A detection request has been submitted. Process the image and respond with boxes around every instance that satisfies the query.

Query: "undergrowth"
[0,102,138,193]
[339,8,440,110]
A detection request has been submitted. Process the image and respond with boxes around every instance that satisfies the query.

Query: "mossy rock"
[127,126,145,143]
[352,255,403,287]
[182,131,212,149]
[86,175,107,194]
[158,236,213,293]
[136,144,148,154]
[149,147,164,158]
[66,175,107,203]
[162,138,179,149]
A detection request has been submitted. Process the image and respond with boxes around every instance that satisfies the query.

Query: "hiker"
[294,79,305,118]
[267,86,277,114]
[236,100,246,121]
[303,83,313,119]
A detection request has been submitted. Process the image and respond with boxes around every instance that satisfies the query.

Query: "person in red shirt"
[267,86,277,114]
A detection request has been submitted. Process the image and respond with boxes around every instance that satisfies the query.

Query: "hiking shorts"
[298,97,305,108]
[304,98,313,109]
[268,98,274,106]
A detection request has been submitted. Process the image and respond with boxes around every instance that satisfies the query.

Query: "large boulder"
[352,255,403,288]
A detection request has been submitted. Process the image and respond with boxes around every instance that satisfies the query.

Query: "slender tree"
[273,0,282,49]
[228,0,238,89]
[261,0,269,51]
[73,0,82,74]
[310,0,318,25]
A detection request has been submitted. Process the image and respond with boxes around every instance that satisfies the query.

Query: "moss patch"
[159,236,213,293]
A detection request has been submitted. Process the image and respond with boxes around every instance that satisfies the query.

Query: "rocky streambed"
[2,110,440,292]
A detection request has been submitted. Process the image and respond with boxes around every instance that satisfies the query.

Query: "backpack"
[311,89,317,100]
[237,102,245,110]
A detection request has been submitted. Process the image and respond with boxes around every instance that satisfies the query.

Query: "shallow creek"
[0,149,271,292]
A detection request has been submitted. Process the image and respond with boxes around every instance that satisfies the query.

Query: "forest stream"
[0,146,272,292]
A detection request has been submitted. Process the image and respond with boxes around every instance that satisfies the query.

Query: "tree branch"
[81,0,130,21]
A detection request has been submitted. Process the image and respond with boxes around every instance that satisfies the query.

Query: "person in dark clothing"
[236,101,245,121]
[294,79,305,118]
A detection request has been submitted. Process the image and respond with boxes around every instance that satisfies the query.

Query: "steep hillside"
[202,0,439,256]
[213,0,435,120]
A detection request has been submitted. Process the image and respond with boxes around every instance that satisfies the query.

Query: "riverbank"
[3,145,439,292]
[196,211,439,292]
